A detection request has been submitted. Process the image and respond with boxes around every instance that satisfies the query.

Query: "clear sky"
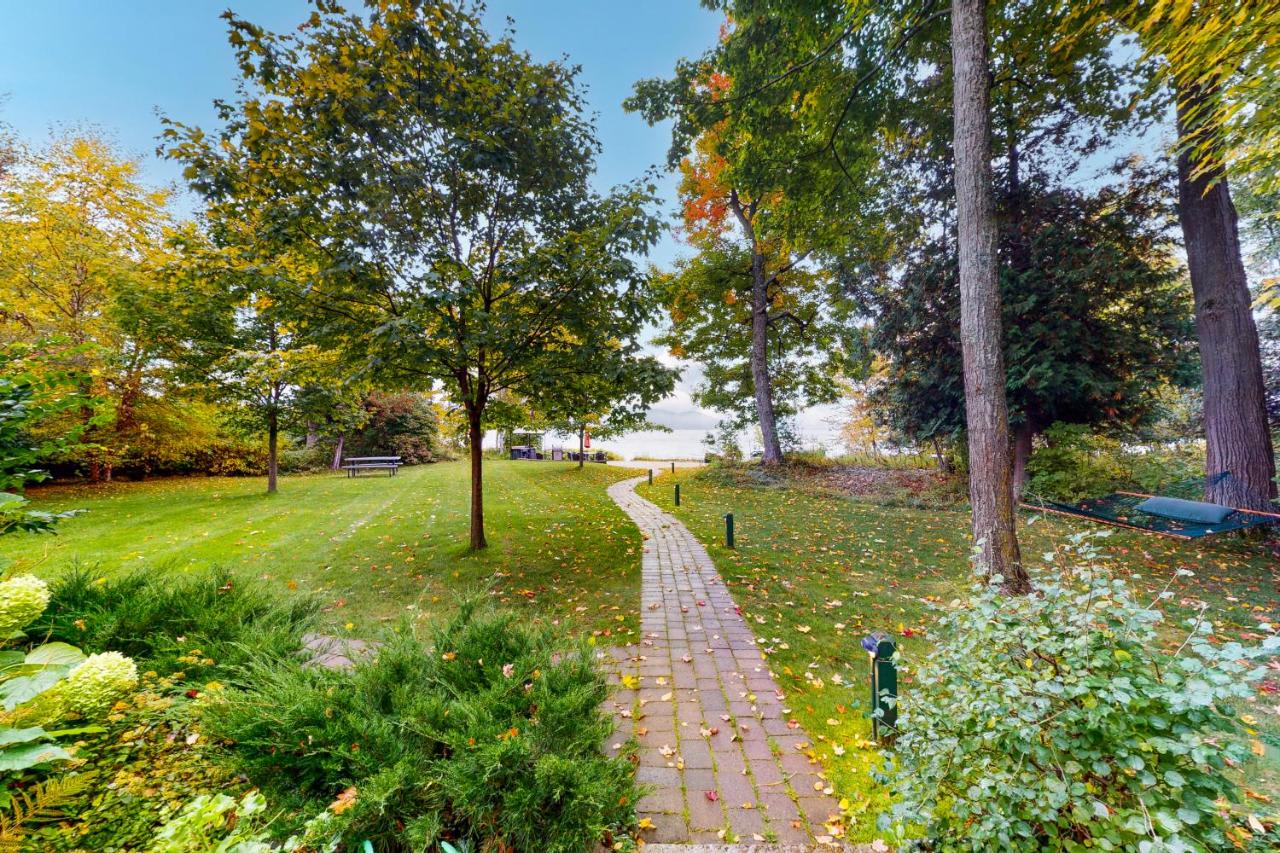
[0,0,720,269]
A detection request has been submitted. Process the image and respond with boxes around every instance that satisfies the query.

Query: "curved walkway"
[604,475,844,847]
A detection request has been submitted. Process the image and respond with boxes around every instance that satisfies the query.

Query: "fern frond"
[0,773,94,850]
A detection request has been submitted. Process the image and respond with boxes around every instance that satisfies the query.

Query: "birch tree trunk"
[331,433,345,471]
[951,0,1028,592]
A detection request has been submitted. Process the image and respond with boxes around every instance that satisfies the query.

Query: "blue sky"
[0,0,720,268]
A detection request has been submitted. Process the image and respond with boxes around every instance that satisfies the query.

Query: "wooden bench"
[342,456,402,477]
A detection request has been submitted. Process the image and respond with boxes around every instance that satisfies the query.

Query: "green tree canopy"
[654,243,850,446]
[529,350,677,466]
[869,167,1198,489]
[0,133,174,481]
[163,0,663,547]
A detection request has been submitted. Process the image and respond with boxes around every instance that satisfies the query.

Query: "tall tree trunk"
[951,0,1027,592]
[1012,421,1034,500]
[267,410,279,494]
[331,433,345,471]
[578,425,585,469]
[304,422,318,449]
[79,375,103,484]
[1175,79,1277,510]
[729,193,784,466]
[749,248,784,465]
[466,403,487,550]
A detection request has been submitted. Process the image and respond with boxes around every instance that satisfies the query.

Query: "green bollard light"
[862,632,898,742]
[675,483,680,506]
[648,469,653,486]
[725,512,734,548]
[670,461,675,474]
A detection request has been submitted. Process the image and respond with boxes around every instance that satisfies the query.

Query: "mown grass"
[637,464,1280,841]
[2,460,645,639]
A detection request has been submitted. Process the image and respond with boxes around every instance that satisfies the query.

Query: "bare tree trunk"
[749,248,784,465]
[578,425,585,469]
[331,433,345,471]
[951,0,1027,592]
[304,422,318,449]
[1175,80,1277,510]
[267,410,279,494]
[931,437,952,475]
[467,404,487,550]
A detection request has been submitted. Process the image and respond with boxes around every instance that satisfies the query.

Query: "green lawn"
[2,460,646,639]
[637,465,1280,840]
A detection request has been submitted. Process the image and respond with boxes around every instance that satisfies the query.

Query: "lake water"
[488,426,844,461]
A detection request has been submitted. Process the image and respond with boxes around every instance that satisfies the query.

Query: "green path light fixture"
[725,512,734,548]
[675,483,681,506]
[648,469,653,486]
[861,632,898,742]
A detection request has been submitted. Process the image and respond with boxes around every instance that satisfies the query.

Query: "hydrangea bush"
[60,651,139,719]
[882,532,1279,851]
[0,575,141,773]
[0,574,51,637]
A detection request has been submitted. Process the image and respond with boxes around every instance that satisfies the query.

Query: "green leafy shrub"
[346,391,444,464]
[882,533,1279,851]
[278,445,333,473]
[0,574,143,853]
[148,788,338,853]
[148,790,276,853]
[1026,423,1207,502]
[31,567,320,681]
[1025,424,1132,501]
[110,399,270,480]
[194,438,273,477]
[203,602,639,852]
[1126,442,1206,495]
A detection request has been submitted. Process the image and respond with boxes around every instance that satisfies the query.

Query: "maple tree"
[630,67,854,465]
[157,275,331,495]
[164,0,663,548]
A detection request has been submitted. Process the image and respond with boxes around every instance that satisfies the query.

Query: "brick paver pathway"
[603,475,845,847]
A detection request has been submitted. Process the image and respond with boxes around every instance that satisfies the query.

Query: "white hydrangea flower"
[0,574,50,637]
[63,651,139,719]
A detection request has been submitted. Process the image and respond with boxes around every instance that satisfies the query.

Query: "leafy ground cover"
[637,464,1280,840]
[2,460,645,640]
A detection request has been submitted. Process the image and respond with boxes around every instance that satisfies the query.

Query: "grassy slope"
[3,460,645,639]
[638,465,1280,841]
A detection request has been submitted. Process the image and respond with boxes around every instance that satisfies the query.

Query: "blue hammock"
[1022,474,1279,539]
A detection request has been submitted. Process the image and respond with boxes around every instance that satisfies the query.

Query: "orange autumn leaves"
[678,119,733,242]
